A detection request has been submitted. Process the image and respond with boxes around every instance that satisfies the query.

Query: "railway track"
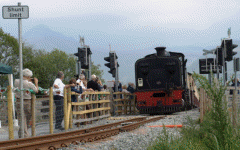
[0,116,164,150]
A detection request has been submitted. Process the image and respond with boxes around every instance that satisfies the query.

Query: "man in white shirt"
[53,71,74,130]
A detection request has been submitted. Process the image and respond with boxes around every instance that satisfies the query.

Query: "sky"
[1,0,240,46]
[1,0,240,84]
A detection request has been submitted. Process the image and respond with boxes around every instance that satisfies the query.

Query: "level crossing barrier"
[113,92,138,115]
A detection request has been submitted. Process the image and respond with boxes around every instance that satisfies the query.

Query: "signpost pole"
[2,2,29,139]
[18,2,24,138]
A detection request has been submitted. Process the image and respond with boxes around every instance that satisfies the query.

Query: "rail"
[1,86,113,140]
[0,116,164,150]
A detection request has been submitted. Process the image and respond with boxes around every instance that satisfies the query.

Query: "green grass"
[147,73,240,150]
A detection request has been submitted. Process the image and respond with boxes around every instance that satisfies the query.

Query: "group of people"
[14,68,136,138]
[14,68,107,137]
[53,72,106,130]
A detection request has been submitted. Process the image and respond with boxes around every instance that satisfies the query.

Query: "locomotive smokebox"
[155,47,167,57]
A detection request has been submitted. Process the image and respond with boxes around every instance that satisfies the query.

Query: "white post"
[18,2,24,138]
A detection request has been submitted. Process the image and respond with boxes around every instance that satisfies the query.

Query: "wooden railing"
[225,87,240,127]
[113,92,138,115]
[70,91,111,126]
[3,87,141,139]
[199,85,239,127]
[187,73,200,107]
[199,88,212,123]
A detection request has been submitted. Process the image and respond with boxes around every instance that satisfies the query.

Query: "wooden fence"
[199,86,239,127]
[225,87,240,128]
[113,92,139,115]
[3,86,140,139]
[187,73,200,107]
[71,90,111,126]
[199,88,212,123]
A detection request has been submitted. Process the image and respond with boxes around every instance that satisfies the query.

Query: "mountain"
[23,24,79,53]
[23,25,210,85]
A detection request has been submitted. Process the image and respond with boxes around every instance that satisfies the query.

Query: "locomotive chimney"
[155,47,166,56]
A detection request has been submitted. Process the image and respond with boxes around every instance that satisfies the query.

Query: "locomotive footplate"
[137,104,182,114]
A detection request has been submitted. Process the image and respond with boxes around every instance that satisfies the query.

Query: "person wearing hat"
[14,68,39,138]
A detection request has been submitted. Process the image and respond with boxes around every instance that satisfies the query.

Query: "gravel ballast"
[59,108,200,150]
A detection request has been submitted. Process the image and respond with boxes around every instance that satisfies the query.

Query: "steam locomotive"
[135,47,195,114]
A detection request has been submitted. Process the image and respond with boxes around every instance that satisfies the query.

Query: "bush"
[148,73,240,150]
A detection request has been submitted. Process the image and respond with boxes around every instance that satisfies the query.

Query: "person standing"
[122,85,130,93]
[53,71,75,130]
[76,74,93,92]
[113,81,122,92]
[96,77,104,91]
[14,68,39,138]
[127,83,135,94]
[87,75,101,91]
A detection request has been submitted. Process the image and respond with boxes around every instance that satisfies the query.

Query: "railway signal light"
[74,47,92,69]
[104,52,119,77]
[214,47,223,66]
[199,58,222,74]
[221,39,238,61]
[234,58,240,72]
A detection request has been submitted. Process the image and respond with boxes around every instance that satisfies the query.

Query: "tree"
[84,61,105,83]
[0,28,105,89]
[24,49,77,88]
[0,28,19,86]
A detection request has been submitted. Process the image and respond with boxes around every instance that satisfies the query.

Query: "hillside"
[23,25,213,84]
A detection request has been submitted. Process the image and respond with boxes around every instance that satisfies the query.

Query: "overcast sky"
[1,0,240,83]
[1,0,240,49]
